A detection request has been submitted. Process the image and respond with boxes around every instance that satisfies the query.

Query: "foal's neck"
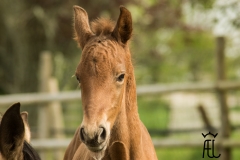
[112,63,141,139]
[108,71,142,159]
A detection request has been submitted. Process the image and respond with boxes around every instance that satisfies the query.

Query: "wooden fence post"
[215,36,231,160]
[48,77,65,160]
[38,51,65,159]
[38,51,52,159]
[197,104,215,132]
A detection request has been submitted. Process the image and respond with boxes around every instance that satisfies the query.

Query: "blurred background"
[1,0,240,159]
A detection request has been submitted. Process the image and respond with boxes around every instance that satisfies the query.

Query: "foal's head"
[74,6,133,154]
[0,103,40,160]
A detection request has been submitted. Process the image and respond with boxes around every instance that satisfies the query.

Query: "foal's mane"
[91,18,115,36]
[74,18,115,42]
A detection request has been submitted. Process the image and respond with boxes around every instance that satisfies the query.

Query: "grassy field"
[138,96,240,160]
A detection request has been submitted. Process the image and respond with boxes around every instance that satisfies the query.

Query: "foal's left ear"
[0,103,25,157]
[112,6,132,44]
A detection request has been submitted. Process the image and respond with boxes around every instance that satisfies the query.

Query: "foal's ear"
[0,103,25,157]
[112,6,132,44]
[21,111,31,143]
[73,5,94,49]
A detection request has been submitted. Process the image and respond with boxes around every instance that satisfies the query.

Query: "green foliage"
[190,0,215,9]
[0,0,221,93]
[134,28,215,84]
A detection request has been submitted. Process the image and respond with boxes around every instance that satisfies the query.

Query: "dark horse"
[64,5,157,160]
[0,103,41,160]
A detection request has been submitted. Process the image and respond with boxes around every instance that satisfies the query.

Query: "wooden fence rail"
[1,80,240,106]
[30,138,240,150]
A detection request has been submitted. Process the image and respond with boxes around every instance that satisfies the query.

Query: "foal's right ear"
[73,5,94,49]
[21,111,31,143]
[112,6,132,44]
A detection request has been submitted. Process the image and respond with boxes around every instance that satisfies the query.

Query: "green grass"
[138,95,170,131]
[155,148,215,160]
[155,146,240,160]
[157,148,198,160]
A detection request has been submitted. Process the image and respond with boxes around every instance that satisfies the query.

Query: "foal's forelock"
[91,18,115,36]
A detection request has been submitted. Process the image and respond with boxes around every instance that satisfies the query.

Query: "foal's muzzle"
[80,126,108,152]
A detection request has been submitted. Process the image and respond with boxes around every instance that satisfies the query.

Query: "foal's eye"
[117,74,125,82]
[76,76,81,83]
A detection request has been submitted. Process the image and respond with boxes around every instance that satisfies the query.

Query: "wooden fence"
[1,80,240,106]
[1,81,240,151]
[29,137,240,151]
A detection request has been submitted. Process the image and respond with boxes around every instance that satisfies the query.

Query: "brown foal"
[64,5,157,160]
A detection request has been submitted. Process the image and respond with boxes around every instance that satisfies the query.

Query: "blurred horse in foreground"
[0,103,40,160]
[64,5,157,160]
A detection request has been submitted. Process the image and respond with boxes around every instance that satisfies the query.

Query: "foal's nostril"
[80,127,86,142]
[98,127,107,142]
